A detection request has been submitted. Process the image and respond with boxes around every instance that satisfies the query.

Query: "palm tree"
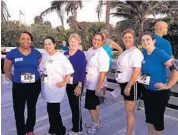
[40,0,83,29]
[111,1,178,35]
[1,0,10,22]
[34,16,43,24]
[96,0,111,35]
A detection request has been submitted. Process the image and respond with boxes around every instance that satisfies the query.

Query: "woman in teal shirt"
[100,29,123,65]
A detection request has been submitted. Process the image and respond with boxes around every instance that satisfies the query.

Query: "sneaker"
[87,123,101,134]
[85,122,101,128]
[68,130,81,135]
[27,131,34,135]
[117,128,135,135]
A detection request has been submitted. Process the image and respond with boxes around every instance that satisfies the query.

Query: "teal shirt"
[102,39,113,65]
[154,34,173,57]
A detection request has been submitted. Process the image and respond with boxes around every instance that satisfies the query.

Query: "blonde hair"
[122,28,135,38]
[100,29,109,38]
[68,33,81,44]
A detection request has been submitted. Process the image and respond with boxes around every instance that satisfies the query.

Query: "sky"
[5,0,121,29]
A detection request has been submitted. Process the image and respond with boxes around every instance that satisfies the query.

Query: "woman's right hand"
[56,81,66,88]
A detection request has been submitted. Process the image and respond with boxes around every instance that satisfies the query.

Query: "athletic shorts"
[119,82,141,101]
[141,87,170,131]
[85,89,100,110]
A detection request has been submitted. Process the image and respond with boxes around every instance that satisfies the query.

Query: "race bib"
[21,73,35,83]
[137,73,150,85]
[115,71,123,80]
[41,74,48,83]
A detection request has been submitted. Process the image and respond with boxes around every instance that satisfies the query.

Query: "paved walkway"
[1,81,178,135]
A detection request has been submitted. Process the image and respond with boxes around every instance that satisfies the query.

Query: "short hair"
[100,29,109,38]
[68,33,81,44]
[95,33,104,41]
[140,31,154,40]
[21,31,33,41]
[122,28,135,38]
[43,36,56,44]
[155,21,167,29]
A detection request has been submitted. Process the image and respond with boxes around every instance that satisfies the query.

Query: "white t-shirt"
[85,47,110,90]
[116,46,143,83]
[39,52,74,103]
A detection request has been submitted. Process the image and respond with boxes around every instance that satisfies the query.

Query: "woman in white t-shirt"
[116,29,143,135]
[85,33,110,134]
[39,37,74,135]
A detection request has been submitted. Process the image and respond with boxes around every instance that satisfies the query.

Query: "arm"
[124,67,141,96]
[56,73,72,88]
[110,40,123,54]
[78,53,87,86]
[96,72,108,90]
[4,58,13,81]
[155,59,178,90]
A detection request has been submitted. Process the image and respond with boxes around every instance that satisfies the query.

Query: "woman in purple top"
[4,31,41,135]
[64,33,87,135]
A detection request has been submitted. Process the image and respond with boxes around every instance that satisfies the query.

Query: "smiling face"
[141,34,155,50]
[122,32,134,48]
[92,35,103,49]
[43,38,56,54]
[69,37,80,51]
[19,33,32,49]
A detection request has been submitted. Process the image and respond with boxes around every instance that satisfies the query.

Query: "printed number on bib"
[137,73,150,85]
[21,73,35,83]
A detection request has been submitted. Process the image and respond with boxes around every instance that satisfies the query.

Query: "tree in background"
[1,0,10,22]
[111,1,178,36]
[96,0,111,36]
[34,16,43,24]
[40,0,83,30]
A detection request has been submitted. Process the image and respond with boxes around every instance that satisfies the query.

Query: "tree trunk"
[106,1,111,37]
[139,20,145,37]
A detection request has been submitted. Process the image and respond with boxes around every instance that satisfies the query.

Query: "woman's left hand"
[56,81,66,88]
[154,83,170,90]
[74,86,81,96]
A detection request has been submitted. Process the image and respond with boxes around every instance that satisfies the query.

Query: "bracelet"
[77,84,82,88]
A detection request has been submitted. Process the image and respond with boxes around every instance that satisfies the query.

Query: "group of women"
[3,22,178,135]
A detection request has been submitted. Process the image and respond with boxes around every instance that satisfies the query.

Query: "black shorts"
[119,82,141,101]
[1,58,5,74]
[141,87,170,131]
[85,89,100,110]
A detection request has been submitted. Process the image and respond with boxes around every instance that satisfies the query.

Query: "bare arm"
[125,67,141,96]
[155,59,178,90]
[4,58,13,81]
[110,40,123,54]
[97,72,108,90]
[56,73,71,88]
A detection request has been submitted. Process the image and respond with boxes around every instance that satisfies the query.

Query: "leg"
[66,84,82,132]
[148,123,155,135]
[89,106,100,124]
[124,100,136,135]
[155,130,162,135]
[26,80,41,132]
[47,103,66,135]
[12,83,26,135]
[96,105,100,124]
